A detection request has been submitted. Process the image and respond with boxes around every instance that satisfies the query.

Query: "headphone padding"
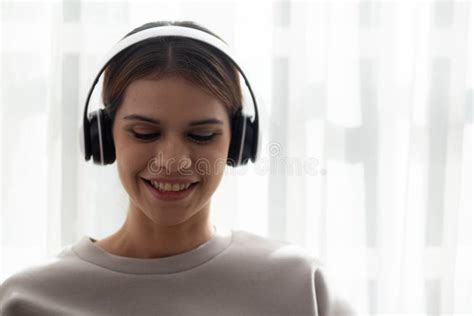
[227,112,244,167]
[241,116,255,165]
[100,109,116,165]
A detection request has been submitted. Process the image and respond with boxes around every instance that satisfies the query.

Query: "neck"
[96,202,214,259]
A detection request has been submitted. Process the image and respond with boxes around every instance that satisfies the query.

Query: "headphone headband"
[80,24,261,167]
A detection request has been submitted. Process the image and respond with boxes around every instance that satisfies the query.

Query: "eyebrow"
[122,114,224,126]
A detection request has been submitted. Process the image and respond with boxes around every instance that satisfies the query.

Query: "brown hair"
[101,20,243,131]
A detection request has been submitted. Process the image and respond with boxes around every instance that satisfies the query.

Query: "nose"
[149,133,192,176]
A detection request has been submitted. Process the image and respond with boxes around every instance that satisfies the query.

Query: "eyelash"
[131,132,217,144]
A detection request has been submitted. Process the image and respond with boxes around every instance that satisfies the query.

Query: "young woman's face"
[112,75,232,226]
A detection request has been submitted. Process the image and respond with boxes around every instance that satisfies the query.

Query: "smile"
[142,178,199,202]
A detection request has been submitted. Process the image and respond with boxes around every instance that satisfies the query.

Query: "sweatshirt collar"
[72,224,232,274]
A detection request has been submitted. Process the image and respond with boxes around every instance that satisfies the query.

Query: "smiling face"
[112,75,232,227]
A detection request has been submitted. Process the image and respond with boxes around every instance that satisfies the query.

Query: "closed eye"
[132,132,159,141]
[189,134,216,143]
[131,132,218,143]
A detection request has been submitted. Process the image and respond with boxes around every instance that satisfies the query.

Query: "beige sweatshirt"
[0,225,355,316]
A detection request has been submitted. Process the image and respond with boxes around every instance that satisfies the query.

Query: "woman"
[0,21,355,315]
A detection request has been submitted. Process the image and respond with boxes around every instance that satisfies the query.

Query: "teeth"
[151,181,192,192]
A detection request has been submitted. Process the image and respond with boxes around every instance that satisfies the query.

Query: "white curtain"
[0,1,471,315]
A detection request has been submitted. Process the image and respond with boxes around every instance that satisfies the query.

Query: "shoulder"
[229,229,324,286]
[231,230,324,276]
[231,229,317,266]
[0,244,85,314]
[230,229,357,315]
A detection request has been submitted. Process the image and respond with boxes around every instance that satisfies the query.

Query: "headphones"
[79,25,261,167]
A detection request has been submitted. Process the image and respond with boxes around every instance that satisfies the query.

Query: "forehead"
[119,76,229,123]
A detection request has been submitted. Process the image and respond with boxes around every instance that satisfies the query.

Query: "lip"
[142,178,198,202]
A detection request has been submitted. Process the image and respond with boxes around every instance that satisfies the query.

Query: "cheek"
[197,149,228,184]
[199,143,227,164]
[117,145,148,168]
[211,132,231,158]
[115,143,151,187]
